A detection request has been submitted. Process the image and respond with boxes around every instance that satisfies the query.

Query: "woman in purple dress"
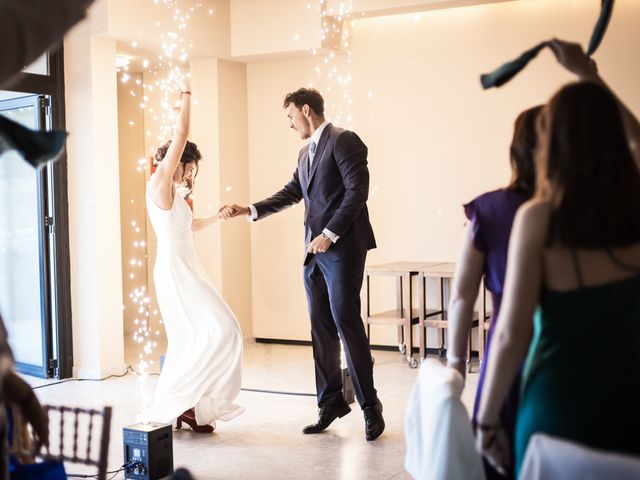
[447,104,542,479]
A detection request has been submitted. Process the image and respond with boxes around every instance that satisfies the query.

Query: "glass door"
[0,94,52,377]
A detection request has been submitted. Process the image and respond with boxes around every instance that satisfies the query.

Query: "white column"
[190,58,223,289]
[64,21,126,378]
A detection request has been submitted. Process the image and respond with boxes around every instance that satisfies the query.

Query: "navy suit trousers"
[303,249,378,409]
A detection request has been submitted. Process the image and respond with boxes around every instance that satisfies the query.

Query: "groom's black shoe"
[303,402,352,434]
[363,402,385,441]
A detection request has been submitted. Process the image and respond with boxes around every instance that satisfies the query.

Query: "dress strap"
[606,248,640,273]
[570,249,584,288]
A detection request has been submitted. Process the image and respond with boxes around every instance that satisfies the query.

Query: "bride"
[142,79,243,433]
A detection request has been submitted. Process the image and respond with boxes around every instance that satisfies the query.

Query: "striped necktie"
[308,141,317,175]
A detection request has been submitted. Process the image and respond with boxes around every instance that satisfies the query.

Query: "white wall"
[245,0,640,345]
[218,60,253,338]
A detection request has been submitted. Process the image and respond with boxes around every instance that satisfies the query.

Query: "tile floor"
[24,343,479,480]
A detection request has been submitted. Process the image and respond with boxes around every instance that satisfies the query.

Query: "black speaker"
[123,423,173,479]
[342,367,355,404]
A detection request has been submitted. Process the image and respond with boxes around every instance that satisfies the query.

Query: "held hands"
[218,204,250,220]
[307,234,332,255]
[548,38,598,81]
[476,421,510,476]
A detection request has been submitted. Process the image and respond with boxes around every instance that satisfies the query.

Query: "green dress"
[515,272,640,474]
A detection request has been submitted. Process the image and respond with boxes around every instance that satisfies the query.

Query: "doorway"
[0,49,72,378]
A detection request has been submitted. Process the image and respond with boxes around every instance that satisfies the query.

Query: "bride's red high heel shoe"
[176,408,214,433]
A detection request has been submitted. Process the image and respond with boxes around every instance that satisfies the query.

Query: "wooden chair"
[10,405,112,480]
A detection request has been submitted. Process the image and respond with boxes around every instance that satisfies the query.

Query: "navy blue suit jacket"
[253,124,376,265]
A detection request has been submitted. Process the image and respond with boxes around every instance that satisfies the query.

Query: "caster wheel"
[408,357,419,369]
[371,356,376,365]
[399,343,407,355]
[466,362,472,374]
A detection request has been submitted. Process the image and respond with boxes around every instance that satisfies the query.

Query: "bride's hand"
[218,204,250,220]
[218,205,234,220]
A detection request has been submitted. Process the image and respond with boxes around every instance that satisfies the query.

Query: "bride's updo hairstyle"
[155,140,202,166]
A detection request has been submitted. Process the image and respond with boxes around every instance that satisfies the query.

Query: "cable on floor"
[32,366,135,390]
[67,461,138,479]
[240,387,315,397]
[31,365,316,396]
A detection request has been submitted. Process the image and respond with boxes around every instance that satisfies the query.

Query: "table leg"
[403,273,418,368]
[396,276,405,354]
[439,278,446,357]
[418,274,425,361]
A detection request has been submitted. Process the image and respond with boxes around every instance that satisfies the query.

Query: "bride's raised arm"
[148,79,192,209]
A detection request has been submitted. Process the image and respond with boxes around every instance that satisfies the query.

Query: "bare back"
[543,244,640,291]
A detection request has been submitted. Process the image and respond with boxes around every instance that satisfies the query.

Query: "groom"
[224,87,384,441]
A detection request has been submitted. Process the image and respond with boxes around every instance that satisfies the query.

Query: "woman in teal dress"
[475,39,640,476]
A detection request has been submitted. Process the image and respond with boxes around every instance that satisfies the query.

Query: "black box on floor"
[123,422,173,480]
[342,367,355,404]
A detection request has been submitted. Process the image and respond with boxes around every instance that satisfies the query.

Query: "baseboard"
[254,338,479,358]
[73,363,129,380]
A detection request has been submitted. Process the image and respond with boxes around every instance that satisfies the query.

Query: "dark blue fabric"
[254,123,378,408]
[480,42,548,89]
[480,0,614,89]
[9,459,66,480]
[303,251,378,409]
[253,124,376,266]
[587,0,615,55]
[6,408,66,480]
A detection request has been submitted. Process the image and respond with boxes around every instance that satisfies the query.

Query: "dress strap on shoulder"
[570,249,584,288]
[606,248,640,273]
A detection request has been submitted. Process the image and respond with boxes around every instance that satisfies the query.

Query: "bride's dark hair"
[155,140,202,165]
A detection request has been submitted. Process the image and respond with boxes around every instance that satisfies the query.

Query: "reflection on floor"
[24,343,479,480]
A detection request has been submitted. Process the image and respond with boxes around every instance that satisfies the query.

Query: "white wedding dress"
[142,187,244,427]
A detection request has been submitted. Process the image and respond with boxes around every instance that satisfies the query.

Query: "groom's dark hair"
[283,88,324,116]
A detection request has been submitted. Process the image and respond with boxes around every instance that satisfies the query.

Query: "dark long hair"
[508,105,543,195]
[536,81,640,247]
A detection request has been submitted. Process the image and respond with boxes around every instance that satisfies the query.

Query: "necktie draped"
[480,0,614,89]
[0,115,67,167]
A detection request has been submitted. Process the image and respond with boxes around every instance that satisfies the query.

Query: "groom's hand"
[219,204,249,219]
[307,234,332,255]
